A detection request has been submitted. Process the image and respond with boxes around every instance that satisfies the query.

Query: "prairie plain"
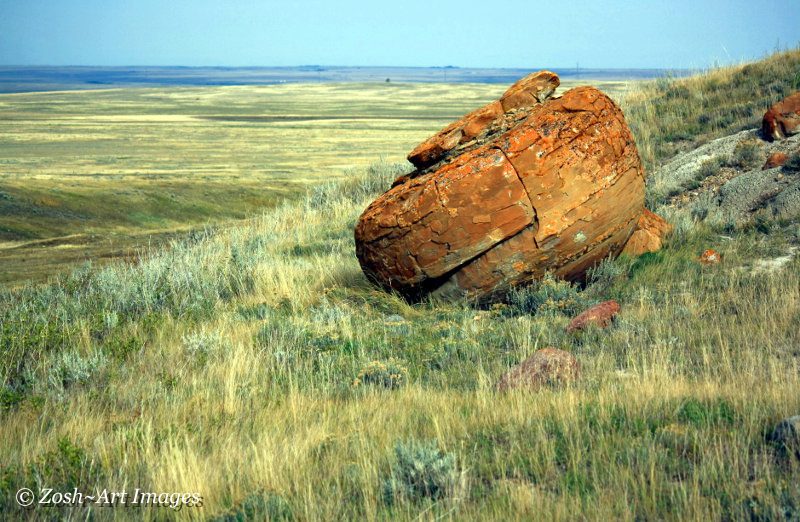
[0,80,630,285]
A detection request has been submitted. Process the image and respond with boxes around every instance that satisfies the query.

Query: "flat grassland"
[0,80,629,285]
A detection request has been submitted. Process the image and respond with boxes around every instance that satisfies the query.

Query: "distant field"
[0,80,633,285]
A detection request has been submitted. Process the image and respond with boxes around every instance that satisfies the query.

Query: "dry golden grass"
[1,162,799,519]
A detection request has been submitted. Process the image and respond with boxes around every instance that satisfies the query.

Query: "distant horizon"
[0,63,699,94]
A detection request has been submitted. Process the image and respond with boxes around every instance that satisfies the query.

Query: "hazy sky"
[0,0,798,68]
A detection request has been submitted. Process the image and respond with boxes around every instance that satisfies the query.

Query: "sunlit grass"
[621,48,800,170]
[1,160,799,520]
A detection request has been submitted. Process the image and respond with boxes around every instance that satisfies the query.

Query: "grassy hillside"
[622,48,800,169]
[1,158,799,519]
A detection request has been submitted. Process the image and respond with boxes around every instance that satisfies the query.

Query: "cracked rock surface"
[355,71,651,301]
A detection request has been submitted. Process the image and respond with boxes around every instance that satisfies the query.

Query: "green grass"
[1,161,798,520]
[1,54,800,519]
[621,48,800,170]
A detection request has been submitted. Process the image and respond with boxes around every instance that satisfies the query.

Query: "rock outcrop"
[699,249,722,265]
[651,130,800,225]
[763,92,800,141]
[621,209,673,256]
[496,348,580,392]
[355,71,652,301]
[769,415,800,460]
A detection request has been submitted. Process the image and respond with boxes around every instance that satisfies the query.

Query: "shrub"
[212,491,293,521]
[182,329,225,364]
[382,439,463,504]
[677,398,737,427]
[730,139,762,169]
[751,213,774,234]
[237,303,272,321]
[0,307,75,390]
[587,256,629,294]
[506,274,591,317]
[353,359,408,389]
[0,438,103,513]
[698,156,723,179]
[0,223,257,393]
[0,387,24,411]
[45,350,106,394]
[689,192,723,224]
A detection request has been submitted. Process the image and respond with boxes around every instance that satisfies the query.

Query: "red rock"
[406,101,504,170]
[499,70,560,112]
[496,348,579,392]
[355,71,647,301]
[763,152,789,169]
[621,209,673,256]
[699,249,722,265]
[407,71,558,169]
[762,92,800,142]
[566,300,620,333]
[355,147,534,286]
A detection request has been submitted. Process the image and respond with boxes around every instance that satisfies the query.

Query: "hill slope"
[1,53,800,519]
[622,48,800,169]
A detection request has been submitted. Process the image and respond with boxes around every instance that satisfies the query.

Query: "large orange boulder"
[407,71,559,169]
[762,92,800,141]
[355,71,649,301]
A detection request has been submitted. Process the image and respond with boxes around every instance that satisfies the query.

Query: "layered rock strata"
[355,71,652,300]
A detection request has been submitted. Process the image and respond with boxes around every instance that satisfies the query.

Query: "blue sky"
[0,0,798,68]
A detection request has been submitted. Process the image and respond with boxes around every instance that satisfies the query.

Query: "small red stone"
[763,152,789,170]
[699,249,722,265]
[566,300,620,333]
